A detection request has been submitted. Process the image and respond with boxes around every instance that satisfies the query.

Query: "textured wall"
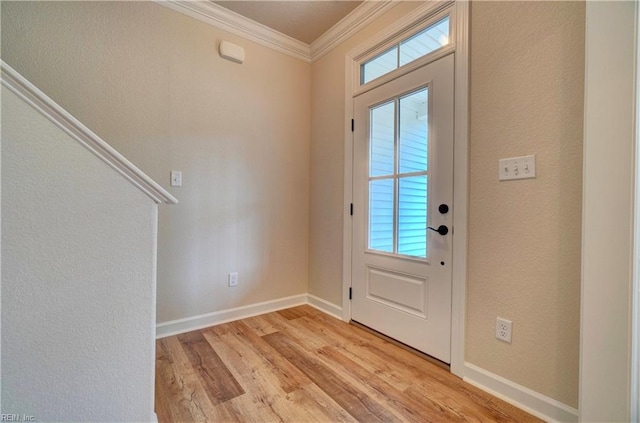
[466,2,584,408]
[2,86,157,421]
[309,2,421,305]
[1,1,311,324]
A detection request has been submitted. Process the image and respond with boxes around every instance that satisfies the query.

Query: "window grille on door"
[368,87,429,258]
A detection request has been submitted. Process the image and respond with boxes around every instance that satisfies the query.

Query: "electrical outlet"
[495,317,512,343]
[228,272,238,287]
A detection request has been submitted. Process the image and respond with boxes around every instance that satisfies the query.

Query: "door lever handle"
[427,225,449,236]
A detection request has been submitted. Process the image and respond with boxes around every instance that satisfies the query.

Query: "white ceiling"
[213,1,364,44]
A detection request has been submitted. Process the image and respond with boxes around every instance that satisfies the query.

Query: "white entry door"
[352,53,454,363]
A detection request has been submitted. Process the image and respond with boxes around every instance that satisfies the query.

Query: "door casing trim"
[342,0,469,377]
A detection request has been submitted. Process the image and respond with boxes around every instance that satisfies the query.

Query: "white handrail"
[1,60,178,205]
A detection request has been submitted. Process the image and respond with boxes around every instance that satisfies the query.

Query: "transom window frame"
[352,3,456,98]
[361,15,451,85]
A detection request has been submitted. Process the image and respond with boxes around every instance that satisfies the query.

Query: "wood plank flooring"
[155,305,543,422]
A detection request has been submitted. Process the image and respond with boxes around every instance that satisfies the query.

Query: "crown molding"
[1,61,178,205]
[310,1,399,62]
[156,0,312,62]
[154,0,399,63]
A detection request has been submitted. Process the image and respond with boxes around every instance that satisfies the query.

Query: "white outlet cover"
[496,317,513,343]
[499,155,536,181]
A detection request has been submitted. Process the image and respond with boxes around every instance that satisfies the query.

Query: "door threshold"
[349,320,450,371]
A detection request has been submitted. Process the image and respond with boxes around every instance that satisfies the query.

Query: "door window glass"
[399,89,428,173]
[368,87,429,258]
[398,176,427,257]
[369,179,394,253]
[370,101,395,177]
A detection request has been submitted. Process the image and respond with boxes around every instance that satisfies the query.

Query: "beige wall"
[309,2,421,304]
[1,1,311,323]
[467,2,584,408]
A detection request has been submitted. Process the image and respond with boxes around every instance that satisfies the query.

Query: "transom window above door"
[361,16,450,85]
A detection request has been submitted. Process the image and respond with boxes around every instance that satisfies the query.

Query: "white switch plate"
[499,155,536,181]
[170,171,182,187]
[228,272,238,287]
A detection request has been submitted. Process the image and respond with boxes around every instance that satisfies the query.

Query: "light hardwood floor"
[155,305,542,422]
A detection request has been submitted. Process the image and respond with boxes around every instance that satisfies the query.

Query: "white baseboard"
[306,294,343,320]
[463,362,578,423]
[156,294,344,338]
[156,294,308,338]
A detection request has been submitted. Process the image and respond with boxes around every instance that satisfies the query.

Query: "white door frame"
[632,1,640,419]
[342,0,469,377]
[580,1,638,421]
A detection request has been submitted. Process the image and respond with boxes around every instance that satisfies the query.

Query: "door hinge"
[349,287,352,300]
[350,203,353,216]
[351,119,354,132]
